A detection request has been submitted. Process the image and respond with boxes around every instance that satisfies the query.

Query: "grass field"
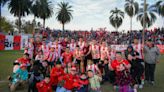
[0,50,164,92]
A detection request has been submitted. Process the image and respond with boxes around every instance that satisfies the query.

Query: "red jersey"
[62,52,74,64]
[36,80,52,92]
[50,67,65,85]
[111,59,129,72]
[59,74,80,90]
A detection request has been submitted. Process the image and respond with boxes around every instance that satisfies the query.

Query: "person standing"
[144,39,160,85]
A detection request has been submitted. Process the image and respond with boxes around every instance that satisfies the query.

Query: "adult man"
[144,39,160,85]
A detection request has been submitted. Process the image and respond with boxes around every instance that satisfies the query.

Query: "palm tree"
[0,0,9,31]
[124,0,139,31]
[37,0,53,28]
[137,4,157,28]
[109,8,124,31]
[56,2,73,31]
[155,0,164,17]
[8,0,32,33]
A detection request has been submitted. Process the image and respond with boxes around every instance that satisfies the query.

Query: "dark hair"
[87,70,93,73]
[24,53,29,57]
[45,74,50,78]
[116,51,122,55]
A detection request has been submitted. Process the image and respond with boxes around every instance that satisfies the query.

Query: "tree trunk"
[0,4,2,32]
[43,18,45,28]
[18,11,21,33]
[130,17,132,31]
[62,23,65,31]
[32,16,36,35]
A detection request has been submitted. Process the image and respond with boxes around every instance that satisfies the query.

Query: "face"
[23,55,29,59]
[128,48,132,52]
[127,54,133,61]
[116,53,122,61]
[71,39,75,43]
[50,48,55,52]
[56,64,62,68]
[79,38,83,42]
[42,41,46,45]
[45,77,50,83]
[30,38,34,43]
[71,69,76,75]
[102,42,106,47]
[21,67,27,71]
[87,71,93,78]
[134,39,138,44]
[66,48,70,52]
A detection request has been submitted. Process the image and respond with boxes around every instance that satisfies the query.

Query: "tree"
[56,2,73,31]
[37,0,53,28]
[109,8,124,31]
[0,0,9,31]
[1,17,13,33]
[124,0,139,31]
[137,4,157,28]
[8,0,32,33]
[155,0,164,17]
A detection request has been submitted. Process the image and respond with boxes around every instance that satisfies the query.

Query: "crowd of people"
[8,32,161,92]
[37,27,164,45]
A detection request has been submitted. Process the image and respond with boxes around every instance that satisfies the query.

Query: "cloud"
[1,0,163,31]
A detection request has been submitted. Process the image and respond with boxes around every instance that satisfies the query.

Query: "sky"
[1,0,164,32]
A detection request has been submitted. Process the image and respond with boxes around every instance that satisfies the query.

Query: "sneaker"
[139,84,143,89]
[150,81,155,86]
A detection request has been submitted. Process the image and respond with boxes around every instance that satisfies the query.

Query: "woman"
[109,52,133,92]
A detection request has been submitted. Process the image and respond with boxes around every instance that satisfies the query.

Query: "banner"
[0,35,28,50]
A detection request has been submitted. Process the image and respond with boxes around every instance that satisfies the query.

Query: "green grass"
[0,50,164,92]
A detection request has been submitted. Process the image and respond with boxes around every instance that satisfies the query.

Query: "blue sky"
[1,0,164,31]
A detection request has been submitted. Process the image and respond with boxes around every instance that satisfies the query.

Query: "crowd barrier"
[0,34,163,54]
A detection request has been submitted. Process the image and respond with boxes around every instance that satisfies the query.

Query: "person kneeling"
[9,64,28,92]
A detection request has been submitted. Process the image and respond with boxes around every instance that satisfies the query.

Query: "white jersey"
[69,43,77,52]
[40,45,49,54]
[24,42,34,59]
[54,44,62,57]
[86,64,99,74]
[90,44,100,59]
[78,41,85,50]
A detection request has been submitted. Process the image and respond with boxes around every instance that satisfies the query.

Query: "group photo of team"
[0,0,164,92]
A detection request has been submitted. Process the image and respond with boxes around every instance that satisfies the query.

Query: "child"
[9,64,28,92]
[77,73,89,92]
[36,75,52,92]
[28,60,44,92]
[110,52,133,92]
[35,50,44,63]
[87,70,102,92]
[86,59,101,75]
[56,67,80,92]
[13,60,20,73]
[50,61,65,90]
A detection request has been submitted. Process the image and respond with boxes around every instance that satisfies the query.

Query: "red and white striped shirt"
[133,43,143,59]
[44,52,57,62]
[69,43,77,52]
[40,45,49,54]
[86,64,99,74]
[90,44,100,59]
[78,41,85,50]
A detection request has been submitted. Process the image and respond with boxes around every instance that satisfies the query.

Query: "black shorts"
[76,59,81,65]
[93,59,100,64]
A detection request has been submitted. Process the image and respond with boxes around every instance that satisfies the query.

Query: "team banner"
[0,34,29,50]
